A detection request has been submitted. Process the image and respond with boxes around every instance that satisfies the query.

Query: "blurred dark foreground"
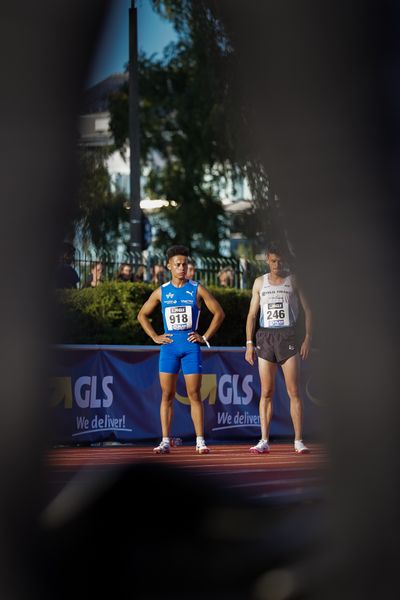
[0,2,399,599]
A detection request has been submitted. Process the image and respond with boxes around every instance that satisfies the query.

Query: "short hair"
[266,242,283,257]
[187,259,196,267]
[166,245,189,262]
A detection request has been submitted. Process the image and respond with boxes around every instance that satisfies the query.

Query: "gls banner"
[50,346,321,444]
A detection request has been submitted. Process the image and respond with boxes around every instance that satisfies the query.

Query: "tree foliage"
[71,148,129,253]
[108,0,287,255]
[109,1,239,253]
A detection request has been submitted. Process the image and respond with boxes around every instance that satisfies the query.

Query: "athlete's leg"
[258,357,277,440]
[183,373,204,436]
[159,372,179,437]
[280,354,303,440]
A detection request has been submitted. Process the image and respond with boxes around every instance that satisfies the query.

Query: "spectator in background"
[186,259,197,280]
[151,263,166,285]
[116,263,134,282]
[134,264,146,282]
[54,242,80,289]
[218,266,234,287]
[82,261,103,288]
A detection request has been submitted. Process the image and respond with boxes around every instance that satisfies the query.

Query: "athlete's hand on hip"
[187,332,202,344]
[245,346,255,366]
[153,334,173,344]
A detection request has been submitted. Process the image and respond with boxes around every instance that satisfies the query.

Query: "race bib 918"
[263,299,290,328]
[165,306,192,330]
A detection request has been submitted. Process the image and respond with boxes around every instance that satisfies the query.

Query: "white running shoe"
[250,440,270,454]
[153,440,170,454]
[196,439,210,454]
[294,440,310,454]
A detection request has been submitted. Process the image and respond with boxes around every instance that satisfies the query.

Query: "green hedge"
[53,281,252,346]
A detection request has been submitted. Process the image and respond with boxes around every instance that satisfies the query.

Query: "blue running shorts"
[159,336,202,375]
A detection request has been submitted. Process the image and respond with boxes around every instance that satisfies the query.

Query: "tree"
[109,0,286,256]
[70,147,129,253]
[108,2,241,253]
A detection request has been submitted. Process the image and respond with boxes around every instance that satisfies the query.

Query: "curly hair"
[166,245,189,261]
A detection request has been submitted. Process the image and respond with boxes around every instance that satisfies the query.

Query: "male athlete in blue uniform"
[137,245,225,454]
[245,244,313,454]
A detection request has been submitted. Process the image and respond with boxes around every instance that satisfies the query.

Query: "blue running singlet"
[159,279,202,375]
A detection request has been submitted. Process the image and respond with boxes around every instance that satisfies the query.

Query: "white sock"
[196,436,204,445]
[261,438,269,443]
[162,437,170,444]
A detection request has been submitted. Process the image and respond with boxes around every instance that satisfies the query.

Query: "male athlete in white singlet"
[245,244,313,454]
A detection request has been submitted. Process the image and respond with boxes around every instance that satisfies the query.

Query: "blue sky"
[87,0,176,87]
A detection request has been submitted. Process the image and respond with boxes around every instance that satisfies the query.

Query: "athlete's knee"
[288,389,301,402]
[260,389,274,401]
[185,381,201,396]
[188,389,201,401]
[161,391,175,404]
[188,391,202,405]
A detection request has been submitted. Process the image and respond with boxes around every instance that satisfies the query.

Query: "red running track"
[46,441,328,505]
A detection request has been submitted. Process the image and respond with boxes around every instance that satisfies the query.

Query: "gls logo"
[50,376,114,409]
[218,374,253,405]
[176,374,216,405]
[74,376,113,408]
[175,374,254,406]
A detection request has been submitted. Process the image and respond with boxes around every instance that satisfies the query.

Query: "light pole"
[129,0,142,251]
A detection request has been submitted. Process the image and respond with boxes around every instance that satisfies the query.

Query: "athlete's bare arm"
[245,276,262,366]
[187,284,225,344]
[137,287,173,344]
[293,276,313,360]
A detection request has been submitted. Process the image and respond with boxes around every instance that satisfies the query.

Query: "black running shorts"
[255,327,298,364]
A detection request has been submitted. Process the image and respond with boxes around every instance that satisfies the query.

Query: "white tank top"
[259,274,299,328]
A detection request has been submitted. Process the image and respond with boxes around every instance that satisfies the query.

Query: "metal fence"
[75,250,267,290]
